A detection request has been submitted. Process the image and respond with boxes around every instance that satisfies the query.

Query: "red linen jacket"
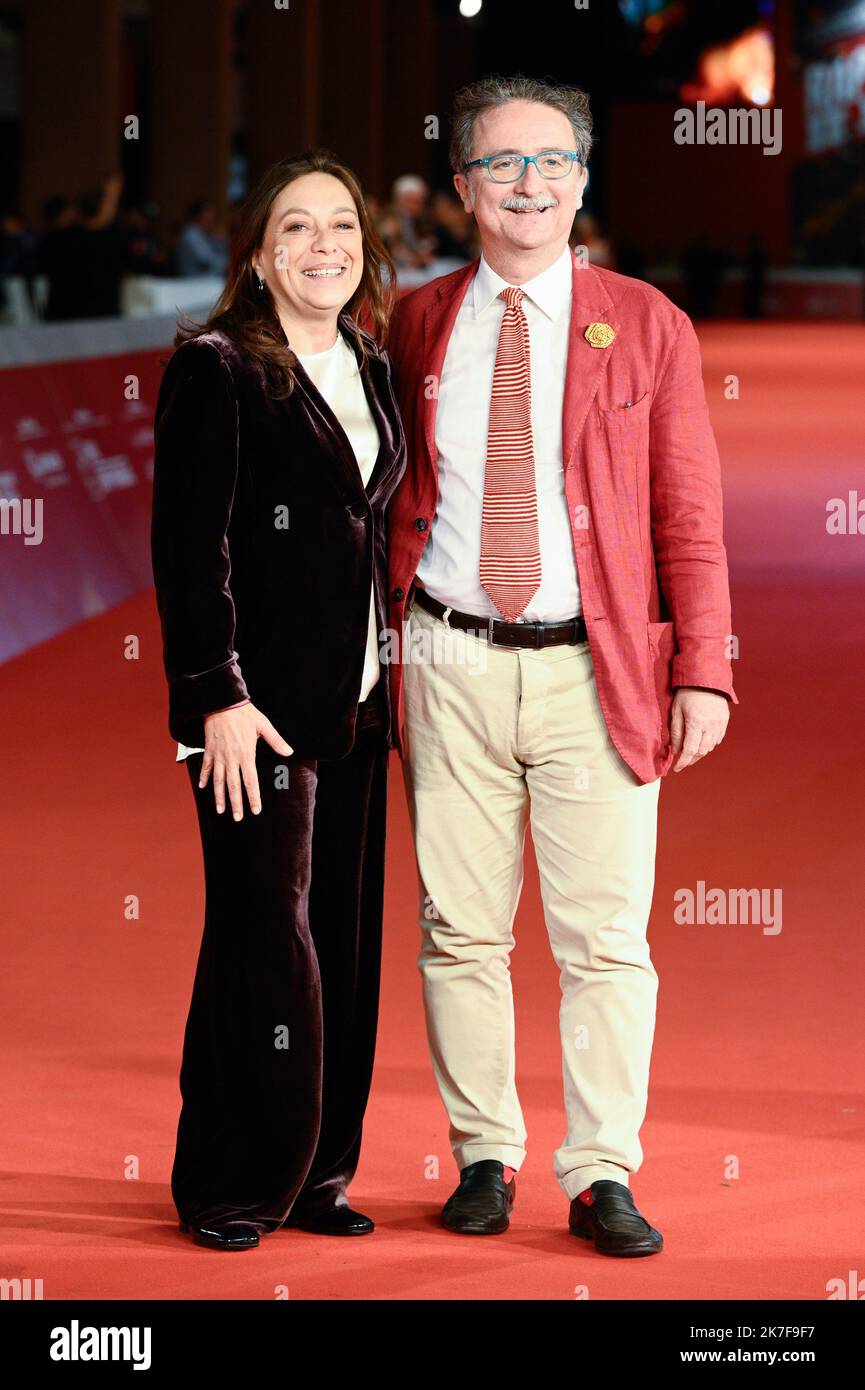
[385,254,738,784]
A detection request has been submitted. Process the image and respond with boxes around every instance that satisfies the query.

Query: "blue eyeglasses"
[462,150,584,182]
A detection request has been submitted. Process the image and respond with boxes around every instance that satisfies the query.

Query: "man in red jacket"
[385,76,737,1255]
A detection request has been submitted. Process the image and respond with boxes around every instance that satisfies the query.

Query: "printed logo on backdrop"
[804,39,865,154]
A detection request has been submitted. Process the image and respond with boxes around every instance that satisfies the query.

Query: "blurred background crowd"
[0,0,863,328]
[0,173,484,323]
[0,169,776,325]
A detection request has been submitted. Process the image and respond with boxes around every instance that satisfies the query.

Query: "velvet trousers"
[170,678,389,1234]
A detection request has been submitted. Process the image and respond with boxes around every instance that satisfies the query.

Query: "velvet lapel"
[289,318,389,500]
[348,332,395,501]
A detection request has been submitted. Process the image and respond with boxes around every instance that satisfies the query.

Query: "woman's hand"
[199,702,294,820]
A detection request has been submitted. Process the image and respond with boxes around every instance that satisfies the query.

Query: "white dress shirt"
[176,331,382,761]
[416,242,581,622]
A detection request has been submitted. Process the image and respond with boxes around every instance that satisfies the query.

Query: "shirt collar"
[471,243,573,322]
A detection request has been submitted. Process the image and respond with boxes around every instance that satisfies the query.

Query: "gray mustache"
[500,195,558,210]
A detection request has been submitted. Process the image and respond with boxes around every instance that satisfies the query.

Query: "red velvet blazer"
[151,316,406,759]
[385,256,738,784]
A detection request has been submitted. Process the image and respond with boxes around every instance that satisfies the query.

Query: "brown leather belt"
[413,586,588,649]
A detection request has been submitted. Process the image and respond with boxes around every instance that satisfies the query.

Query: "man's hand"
[669,687,730,772]
[199,702,293,820]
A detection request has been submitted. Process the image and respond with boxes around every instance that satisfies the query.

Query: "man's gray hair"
[449,74,593,174]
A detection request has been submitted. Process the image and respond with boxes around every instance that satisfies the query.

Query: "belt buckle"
[487,615,512,648]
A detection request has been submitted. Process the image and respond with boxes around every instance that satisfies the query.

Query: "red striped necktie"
[479,285,541,622]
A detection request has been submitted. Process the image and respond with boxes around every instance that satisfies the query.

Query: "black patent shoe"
[441,1159,516,1235]
[568,1180,663,1256]
[178,1219,260,1250]
[284,1205,374,1236]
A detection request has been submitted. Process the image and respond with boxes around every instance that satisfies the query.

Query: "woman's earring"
[256,274,265,291]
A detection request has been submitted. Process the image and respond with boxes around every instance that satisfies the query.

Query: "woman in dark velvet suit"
[150,151,406,1250]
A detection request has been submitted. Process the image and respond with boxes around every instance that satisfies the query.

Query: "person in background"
[570,210,615,268]
[174,199,229,277]
[0,209,38,318]
[36,195,75,321]
[430,190,477,261]
[121,202,169,276]
[39,174,124,320]
[383,174,437,270]
[75,177,126,317]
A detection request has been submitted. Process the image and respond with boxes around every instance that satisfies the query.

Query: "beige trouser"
[400,594,662,1199]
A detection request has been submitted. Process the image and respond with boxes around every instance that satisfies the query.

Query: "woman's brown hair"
[175,149,396,397]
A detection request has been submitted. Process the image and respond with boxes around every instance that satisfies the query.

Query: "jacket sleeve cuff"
[208,696,251,714]
[170,656,250,722]
[672,653,739,704]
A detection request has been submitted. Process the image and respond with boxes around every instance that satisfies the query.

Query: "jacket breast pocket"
[595,389,651,428]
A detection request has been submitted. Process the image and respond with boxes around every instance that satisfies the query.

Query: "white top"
[417,243,582,622]
[176,330,382,761]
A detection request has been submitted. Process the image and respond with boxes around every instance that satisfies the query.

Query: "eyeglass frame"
[461,149,585,182]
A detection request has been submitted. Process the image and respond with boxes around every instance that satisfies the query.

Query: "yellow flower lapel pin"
[584,322,616,348]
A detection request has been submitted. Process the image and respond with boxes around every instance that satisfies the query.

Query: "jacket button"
[415,517,428,531]
[392,586,405,602]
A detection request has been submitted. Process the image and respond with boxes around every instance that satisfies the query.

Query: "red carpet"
[1,323,863,1299]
